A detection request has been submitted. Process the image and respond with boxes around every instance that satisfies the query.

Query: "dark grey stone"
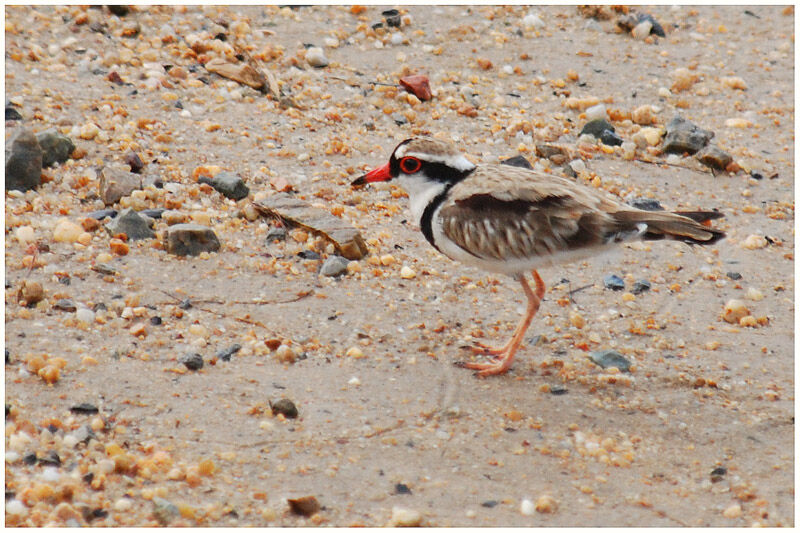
[580,119,615,138]
[5,128,42,191]
[603,274,625,291]
[599,129,624,146]
[106,208,155,240]
[631,280,651,294]
[210,171,249,201]
[87,209,118,220]
[99,166,142,205]
[5,105,22,121]
[165,223,221,256]
[663,115,713,155]
[500,155,533,170]
[179,352,204,371]
[36,129,75,167]
[589,350,632,372]
[627,198,664,211]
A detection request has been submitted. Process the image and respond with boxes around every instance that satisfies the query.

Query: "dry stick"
[633,157,712,175]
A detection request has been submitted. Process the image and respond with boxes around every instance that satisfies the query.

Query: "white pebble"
[631,20,653,40]
[348,376,361,386]
[41,467,60,482]
[745,287,764,301]
[76,308,95,325]
[400,266,416,279]
[324,37,339,48]
[742,234,768,250]
[568,159,586,174]
[585,104,607,121]
[6,451,20,463]
[115,498,133,512]
[391,32,404,46]
[6,499,27,516]
[306,47,329,68]
[390,506,423,527]
[502,65,513,75]
[522,13,545,30]
[520,498,535,516]
[15,225,36,245]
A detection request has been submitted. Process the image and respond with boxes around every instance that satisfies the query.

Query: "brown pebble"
[287,495,320,517]
[18,280,45,307]
[399,74,432,101]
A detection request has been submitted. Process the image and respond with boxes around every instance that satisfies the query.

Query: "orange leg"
[460,270,545,377]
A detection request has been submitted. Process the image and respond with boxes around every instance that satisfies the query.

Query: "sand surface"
[4,5,794,526]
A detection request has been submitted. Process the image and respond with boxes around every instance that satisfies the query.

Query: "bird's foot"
[456,354,514,377]
[470,341,509,356]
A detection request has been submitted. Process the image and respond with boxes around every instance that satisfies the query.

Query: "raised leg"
[459,270,545,377]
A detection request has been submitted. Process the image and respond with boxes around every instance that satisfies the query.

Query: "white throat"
[396,174,448,227]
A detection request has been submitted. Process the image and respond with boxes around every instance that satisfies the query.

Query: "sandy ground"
[4,5,794,526]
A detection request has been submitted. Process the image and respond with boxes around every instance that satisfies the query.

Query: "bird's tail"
[614,209,726,245]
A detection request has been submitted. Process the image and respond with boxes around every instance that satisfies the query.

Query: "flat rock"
[5,127,42,191]
[36,129,75,168]
[165,223,221,256]
[580,119,615,138]
[663,115,713,155]
[106,208,155,240]
[99,166,142,205]
[210,171,249,201]
[696,144,733,171]
[253,194,368,260]
[500,155,533,170]
[589,350,632,372]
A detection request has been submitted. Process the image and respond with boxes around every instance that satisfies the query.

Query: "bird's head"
[351,138,476,188]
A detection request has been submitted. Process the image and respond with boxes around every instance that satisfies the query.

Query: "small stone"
[389,506,423,527]
[70,402,99,415]
[696,145,733,171]
[76,307,95,324]
[209,171,249,201]
[742,234,768,250]
[631,280,651,294]
[569,159,586,174]
[579,119,615,138]
[320,255,349,277]
[106,208,155,240]
[584,103,607,121]
[87,208,118,220]
[109,238,130,256]
[270,398,298,418]
[17,281,44,307]
[634,127,663,147]
[722,299,750,324]
[53,219,85,243]
[627,198,664,211]
[306,47,329,68]
[663,116,713,155]
[35,129,75,168]
[6,499,27,517]
[79,122,100,140]
[152,497,180,526]
[265,226,287,242]
[180,352,204,371]
[745,287,764,301]
[520,498,535,516]
[589,350,632,372]
[14,225,36,245]
[638,13,665,37]
[726,271,742,280]
[569,310,585,329]
[124,151,145,173]
[631,20,653,40]
[599,129,623,146]
[400,266,416,279]
[631,105,657,125]
[603,274,625,291]
[5,127,42,191]
[216,343,242,362]
[720,77,748,90]
[723,504,742,519]
[165,224,221,256]
[345,346,364,358]
[99,166,143,205]
[275,344,296,364]
[500,155,533,170]
[6,103,22,121]
[522,13,545,30]
[54,298,78,312]
[670,67,698,92]
[287,495,320,517]
[535,495,558,513]
[399,74,432,101]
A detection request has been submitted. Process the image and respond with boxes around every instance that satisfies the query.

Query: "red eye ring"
[399,157,422,174]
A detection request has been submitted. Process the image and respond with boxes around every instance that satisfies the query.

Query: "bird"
[351,137,725,377]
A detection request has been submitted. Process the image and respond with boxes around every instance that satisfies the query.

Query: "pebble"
[589,350,632,372]
[568,310,585,329]
[599,129,623,146]
[603,274,625,291]
[180,353,204,370]
[631,105,657,125]
[152,497,180,525]
[6,499,27,517]
[100,166,143,205]
[535,495,558,513]
[391,32,404,46]
[399,74,432,101]
[287,495,320,517]
[125,151,145,173]
[18,280,44,307]
[389,506,423,527]
[270,398,298,418]
[306,47,329,68]
[275,344,296,364]
[165,224,221,256]
[53,219,85,243]
[500,155,534,170]
[722,299,750,324]
[696,145,733,171]
[36,129,75,168]
[721,77,748,90]
[723,504,742,519]
[54,299,77,312]
[584,104,607,121]
[520,498,535,516]
[579,118,615,138]
[5,127,43,191]
[320,255,349,277]
[87,209,118,220]
[631,20,653,40]
[663,115,713,155]
[400,266,416,279]
[15,225,36,245]
[79,122,100,140]
[106,208,155,240]
[345,346,364,358]
[742,234,768,250]
[670,67,698,92]
[631,280,651,294]
[726,271,742,280]
[522,13,545,30]
[6,103,23,121]
[209,171,249,201]
[216,343,241,361]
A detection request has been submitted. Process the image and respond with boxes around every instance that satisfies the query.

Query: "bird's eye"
[399,157,422,174]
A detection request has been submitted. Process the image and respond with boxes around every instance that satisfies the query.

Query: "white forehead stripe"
[404,152,476,172]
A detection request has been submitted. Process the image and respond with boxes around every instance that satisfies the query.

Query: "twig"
[633,157,712,175]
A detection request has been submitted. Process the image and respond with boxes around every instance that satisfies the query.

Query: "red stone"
[399,74,432,101]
